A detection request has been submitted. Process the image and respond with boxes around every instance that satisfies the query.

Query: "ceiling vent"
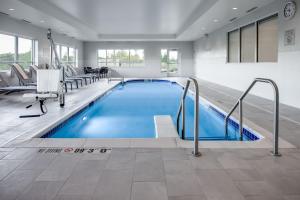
[0,11,9,16]
[22,19,31,24]
[230,17,237,22]
[246,6,258,13]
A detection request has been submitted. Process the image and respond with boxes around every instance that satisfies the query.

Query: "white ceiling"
[47,0,203,35]
[0,0,276,41]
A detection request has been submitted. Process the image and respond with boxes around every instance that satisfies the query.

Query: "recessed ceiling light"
[232,7,238,10]
[201,27,206,30]
[213,19,219,22]
[8,8,15,11]
[40,20,45,23]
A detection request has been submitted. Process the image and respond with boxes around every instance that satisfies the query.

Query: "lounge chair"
[72,65,100,81]
[66,65,95,84]
[0,74,36,94]
[10,64,36,86]
[63,67,84,87]
[49,64,83,89]
[65,67,83,88]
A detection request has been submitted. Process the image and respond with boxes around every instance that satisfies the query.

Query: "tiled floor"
[1,78,300,199]
[0,147,300,200]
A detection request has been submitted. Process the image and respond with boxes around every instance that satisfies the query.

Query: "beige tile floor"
[0,78,300,200]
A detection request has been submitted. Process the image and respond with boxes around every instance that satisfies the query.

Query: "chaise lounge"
[0,74,36,94]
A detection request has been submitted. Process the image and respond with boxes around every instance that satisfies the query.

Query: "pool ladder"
[224,78,280,156]
[176,77,201,157]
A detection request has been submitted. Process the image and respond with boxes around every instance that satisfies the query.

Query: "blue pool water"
[44,80,259,140]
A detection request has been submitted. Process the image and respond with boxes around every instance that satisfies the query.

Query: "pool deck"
[0,147,300,200]
[0,78,300,199]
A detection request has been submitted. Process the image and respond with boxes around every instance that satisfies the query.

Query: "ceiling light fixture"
[8,8,15,11]
[40,20,45,23]
[213,19,219,22]
[232,7,238,10]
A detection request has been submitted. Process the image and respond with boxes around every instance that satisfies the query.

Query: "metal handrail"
[176,77,201,157]
[108,77,125,85]
[224,78,280,156]
[176,80,190,139]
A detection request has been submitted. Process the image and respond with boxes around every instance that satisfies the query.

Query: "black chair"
[99,67,109,78]
[83,67,94,74]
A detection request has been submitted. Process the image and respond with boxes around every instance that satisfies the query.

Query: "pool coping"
[2,77,295,150]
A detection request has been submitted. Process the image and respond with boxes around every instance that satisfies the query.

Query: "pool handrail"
[224,78,280,156]
[176,77,201,157]
[108,77,125,85]
[176,80,190,139]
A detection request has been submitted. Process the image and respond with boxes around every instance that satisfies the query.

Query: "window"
[241,24,255,63]
[75,49,78,67]
[18,37,33,66]
[61,46,68,64]
[130,49,144,67]
[98,50,106,66]
[34,41,38,66]
[115,49,129,67]
[258,16,278,62]
[227,14,278,63]
[68,47,75,64]
[160,49,179,73]
[228,30,239,63]
[168,50,179,73]
[106,50,115,67]
[53,45,77,66]
[55,45,61,59]
[161,49,168,72]
[0,33,37,70]
[97,49,145,67]
[0,34,15,70]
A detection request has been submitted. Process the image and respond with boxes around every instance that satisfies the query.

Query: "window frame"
[0,32,38,71]
[227,14,278,64]
[240,23,256,63]
[257,15,279,63]
[52,44,78,67]
[129,49,145,67]
[17,37,34,67]
[97,49,145,67]
[160,48,180,73]
[227,29,240,63]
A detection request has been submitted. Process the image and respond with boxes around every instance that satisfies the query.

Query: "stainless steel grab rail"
[176,77,201,157]
[108,77,125,85]
[224,78,280,156]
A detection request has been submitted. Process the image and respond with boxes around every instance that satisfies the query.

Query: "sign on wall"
[284,29,296,46]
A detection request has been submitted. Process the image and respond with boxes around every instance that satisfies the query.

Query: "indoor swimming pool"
[43,80,260,141]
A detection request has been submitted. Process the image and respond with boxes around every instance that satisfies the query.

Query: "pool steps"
[154,115,179,138]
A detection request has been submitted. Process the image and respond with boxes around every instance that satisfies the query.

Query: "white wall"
[0,14,84,66]
[83,41,194,78]
[193,0,300,108]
